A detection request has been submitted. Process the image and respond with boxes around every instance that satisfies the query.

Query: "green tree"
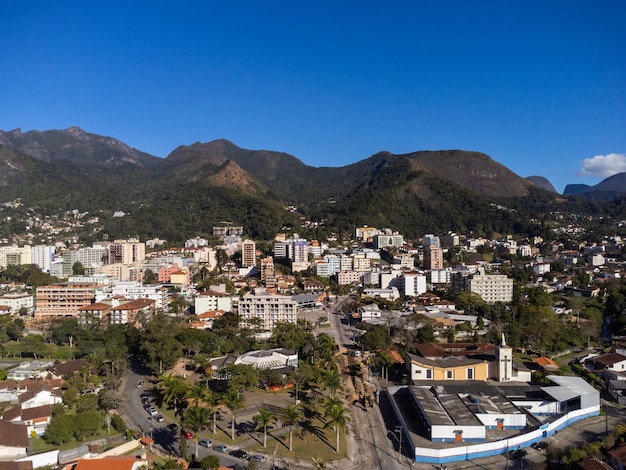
[72,261,85,275]
[183,406,212,460]
[44,414,75,445]
[323,399,349,453]
[73,410,102,440]
[222,390,245,440]
[140,314,183,374]
[200,455,220,470]
[282,403,302,452]
[157,374,189,416]
[253,406,275,448]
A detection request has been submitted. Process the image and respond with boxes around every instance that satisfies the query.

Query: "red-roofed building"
[190,310,226,329]
[0,420,29,459]
[73,456,148,470]
[534,357,560,371]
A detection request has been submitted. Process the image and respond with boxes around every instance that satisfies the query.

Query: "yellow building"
[406,352,489,381]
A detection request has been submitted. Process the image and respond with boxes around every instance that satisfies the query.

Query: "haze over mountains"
[0,126,625,242]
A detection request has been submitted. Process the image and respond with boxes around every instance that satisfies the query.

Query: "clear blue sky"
[1,1,624,193]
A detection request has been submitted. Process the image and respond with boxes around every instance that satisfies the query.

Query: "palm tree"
[222,390,245,440]
[157,374,189,416]
[183,405,212,460]
[282,403,302,451]
[321,368,342,398]
[253,406,275,448]
[187,382,208,408]
[205,389,222,434]
[323,400,349,453]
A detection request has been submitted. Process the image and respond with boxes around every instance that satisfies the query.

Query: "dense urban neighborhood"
[0,216,626,470]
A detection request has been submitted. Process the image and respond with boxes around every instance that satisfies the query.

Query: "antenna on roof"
[501,333,506,347]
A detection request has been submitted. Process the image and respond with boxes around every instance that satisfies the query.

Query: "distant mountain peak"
[526,176,557,193]
[64,126,85,136]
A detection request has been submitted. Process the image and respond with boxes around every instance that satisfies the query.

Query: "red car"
[183,430,193,439]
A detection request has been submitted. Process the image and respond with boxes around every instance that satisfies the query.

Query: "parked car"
[512,449,527,459]
[183,430,194,439]
[531,441,549,451]
[214,444,228,453]
[155,415,164,422]
[248,454,266,462]
[167,423,178,432]
[230,450,248,459]
[199,438,212,448]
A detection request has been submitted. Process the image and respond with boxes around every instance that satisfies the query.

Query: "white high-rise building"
[32,245,56,272]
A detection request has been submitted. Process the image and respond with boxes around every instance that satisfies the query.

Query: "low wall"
[16,449,59,468]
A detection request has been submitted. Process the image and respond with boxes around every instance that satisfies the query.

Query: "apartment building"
[106,238,145,265]
[237,287,299,331]
[195,289,233,313]
[35,283,97,318]
[452,273,514,304]
[260,256,276,288]
[0,293,34,313]
[424,246,444,270]
[241,239,256,268]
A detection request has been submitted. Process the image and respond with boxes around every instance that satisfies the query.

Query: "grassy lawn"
[30,428,123,453]
[244,419,347,462]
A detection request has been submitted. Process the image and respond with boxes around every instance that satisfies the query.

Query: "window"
[426,369,432,379]
[467,368,473,380]
[446,370,454,380]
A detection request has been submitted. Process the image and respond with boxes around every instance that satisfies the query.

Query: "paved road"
[122,362,274,469]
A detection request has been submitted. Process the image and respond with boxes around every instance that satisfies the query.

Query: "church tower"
[495,333,513,382]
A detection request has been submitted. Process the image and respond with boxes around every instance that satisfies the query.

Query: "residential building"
[241,239,256,268]
[422,234,440,248]
[0,420,29,460]
[0,245,32,270]
[31,245,56,273]
[95,281,169,311]
[452,272,514,304]
[402,271,427,297]
[0,293,34,314]
[109,298,155,326]
[260,257,276,288]
[169,269,190,286]
[105,238,145,265]
[423,246,444,270]
[237,288,299,331]
[353,255,372,272]
[195,290,232,313]
[34,283,97,318]
[337,271,361,285]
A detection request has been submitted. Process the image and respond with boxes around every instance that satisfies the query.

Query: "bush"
[111,414,126,433]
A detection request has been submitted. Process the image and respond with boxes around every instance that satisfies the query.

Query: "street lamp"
[395,426,403,463]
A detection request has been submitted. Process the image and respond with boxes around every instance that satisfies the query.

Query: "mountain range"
[0,127,625,243]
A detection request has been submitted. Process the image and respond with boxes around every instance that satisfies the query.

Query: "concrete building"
[260,256,276,288]
[403,271,427,297]
[424,246,444,270]
[0,293,34,313]
[35,283,97,318]
[452,272,513,304]
[385,375,600,464]
[31,245,56,273]
[195,289,232,314]
[337,271,361,285]
[106,238,145,265]
[237,288,299,331]
[95,281,169,311]
[241,239,256,268]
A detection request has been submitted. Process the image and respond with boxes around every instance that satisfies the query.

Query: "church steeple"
[496,333,512,382]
